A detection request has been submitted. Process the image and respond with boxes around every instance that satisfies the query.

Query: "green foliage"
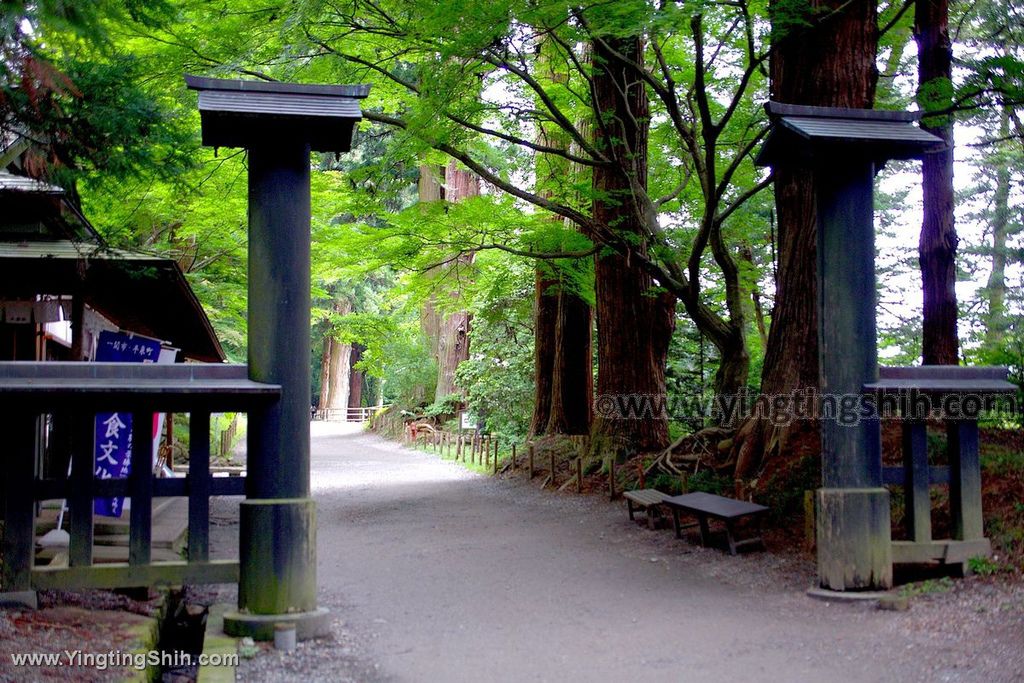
[454,252,535,440]
[899,576,954,598]
[967,555,1005,576]
[424,394,462,418]
[686,469,733,497]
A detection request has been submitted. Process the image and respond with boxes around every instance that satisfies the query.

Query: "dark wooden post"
[68,413,95,569]
[129,411,155,566]
[2,412,36,591]
[576,457,582,493]
[188,412,211,563]
[528,442,534,479]
[901,420,931,542]
[511,443,517,472]
[948,420,983,540]
[186,74,371,639]
[813,161,891,590]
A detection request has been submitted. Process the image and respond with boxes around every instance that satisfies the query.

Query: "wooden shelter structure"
[0,170,224,363]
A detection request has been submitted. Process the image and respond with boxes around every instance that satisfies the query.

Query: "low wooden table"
[664,492,769,555]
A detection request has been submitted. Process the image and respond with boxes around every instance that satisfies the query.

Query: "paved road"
[304,423,1020,683]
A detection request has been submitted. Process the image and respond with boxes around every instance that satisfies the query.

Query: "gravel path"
[227,422,1024,682]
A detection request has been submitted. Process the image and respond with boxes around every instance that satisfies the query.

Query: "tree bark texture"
[530,36,594,437]
[734,0,878,479]
[984,105,1011,347]
[915,0,959,365]
[590,34,675,454]
[323,298,353,418]
[433,160,476,403]
[348,342,365,409]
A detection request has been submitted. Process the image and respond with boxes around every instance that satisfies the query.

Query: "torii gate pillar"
[757,102,942,591]
[187,76,370,637]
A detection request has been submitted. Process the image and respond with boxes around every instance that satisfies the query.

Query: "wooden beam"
[948,420,984,540]
[129,411,154,565]
[31,560,240,590]
[902,420,931,542]
[2,412,36,591]
[188,412,211,563]
[68,413,94,568]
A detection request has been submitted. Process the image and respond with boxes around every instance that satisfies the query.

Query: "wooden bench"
[663,492,769,555]
[623,489,671,530]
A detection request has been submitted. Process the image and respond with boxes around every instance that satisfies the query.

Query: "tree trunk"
[546,285,593,435]
[433,160,476,403]
[531,268,559,435]
[984,105,1011,348]
[324,299,352,418]
[419,163,444,358]
[915,0,959,365]
[735,0,878,479]
[434,310,470,400]
[531,35,594,438]
[590,34,675,454]
[317,334,332,414]
[348,342,365,410]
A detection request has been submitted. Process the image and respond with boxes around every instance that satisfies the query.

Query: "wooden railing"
[0,362,280,592]
[313,405,387,422]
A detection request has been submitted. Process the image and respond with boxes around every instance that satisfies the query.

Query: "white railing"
[312,405,389,422]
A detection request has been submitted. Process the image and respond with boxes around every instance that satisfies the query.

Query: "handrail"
[0,362,280,592]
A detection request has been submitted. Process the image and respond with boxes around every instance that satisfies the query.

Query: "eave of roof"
[0,240,225,363]
[755,101,944,167]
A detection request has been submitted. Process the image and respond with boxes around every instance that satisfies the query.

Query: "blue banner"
[94,331,162,517]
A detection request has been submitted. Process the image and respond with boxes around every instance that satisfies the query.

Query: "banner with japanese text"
[93,331,163,517]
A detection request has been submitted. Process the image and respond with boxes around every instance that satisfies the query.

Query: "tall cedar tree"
[530,36,593,438]
[590,34,676,454]
[916,0,960,364]
[734,0,878,479]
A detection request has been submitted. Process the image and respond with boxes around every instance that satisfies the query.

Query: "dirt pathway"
[297,423,1022,683]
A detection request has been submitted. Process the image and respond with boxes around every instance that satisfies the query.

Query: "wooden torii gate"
[757,102,1015,592]
[186,76,370,637]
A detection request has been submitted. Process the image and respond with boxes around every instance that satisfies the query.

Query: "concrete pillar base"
[0,591,38,609]
[238,498,318,619]
[816,487,892,591]
[223,607,331,641]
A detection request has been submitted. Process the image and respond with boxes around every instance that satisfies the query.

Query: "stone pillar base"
[233,498,324,640]
[223,607,331,641]
[816,487,892,591]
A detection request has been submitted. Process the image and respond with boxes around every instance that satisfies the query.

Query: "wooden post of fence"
[483,435,489,468]
[528,442,534,479]
[493,439,498,475]
[511,443,517,472]
[576,457,582,493]
[804,490,815,551]
[609,459,616,500]
[549,451,556,488]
